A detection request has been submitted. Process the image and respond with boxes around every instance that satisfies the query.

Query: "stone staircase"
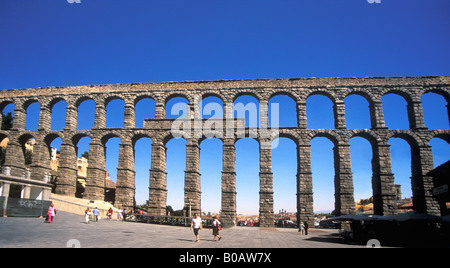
[49,193,120,217]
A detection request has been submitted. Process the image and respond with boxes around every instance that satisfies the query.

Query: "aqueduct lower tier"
[1,76,449,227]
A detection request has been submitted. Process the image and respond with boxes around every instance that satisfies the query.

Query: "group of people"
[190,213,222,242]
[49,204,311,242]
[84,207,122,224]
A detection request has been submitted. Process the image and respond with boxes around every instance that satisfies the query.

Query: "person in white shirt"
[190,213,203,242]
[212,216,222,241]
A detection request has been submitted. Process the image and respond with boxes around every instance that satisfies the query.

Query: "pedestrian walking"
[212,216,222,241]
[117,208,122,221]
[190,213,203,242]
[47,203,57,223]
[93,207,99,222]
[299,222,305,235]
[122,209,127,221]
[107,207,113,220]
[85,207,92,224]
[304,221,309,235]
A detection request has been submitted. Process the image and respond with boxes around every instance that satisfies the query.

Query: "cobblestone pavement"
[0,211,364,248]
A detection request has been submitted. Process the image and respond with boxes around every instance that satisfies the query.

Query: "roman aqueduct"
[0,76,449,227]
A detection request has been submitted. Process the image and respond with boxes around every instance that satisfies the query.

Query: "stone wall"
[1,76,449,227]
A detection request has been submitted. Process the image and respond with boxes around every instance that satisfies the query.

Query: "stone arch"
[23,99,40,131]
[164,92,191,106]
[271,135,298,215]
[310,130,339,146]
[164,135,188,213]
[19,133,36,166]
[382,89,423,130]
[200,94,224,119]
[23,98,40,111]
[234,137,260,218]
[309,132,337,214]
[134,96,156,128]
[381,87,415,103]
[421,89,450,129]
[75,95,96,108]
[306,89,337,104]
[344,91,375,129]
[101,132,123,146]
[0,101,15,131]
[233,93,260,128]
[134,93,158,106]
[388,131,436,213]
[105,96,125,128]
[428,131,450,168]
[75,96,96,131]
[269,90,299,103]
[72,133,91,147]
[165,94,190,119]
[132,134,153,207]
[306,93,336,130]
[269,93,298,127]
[431,131,450,143]
[48,97,68,131]
[199,137,223,214]
[0,100,15,113]
[232,91,261,103]
[349,131,379,212]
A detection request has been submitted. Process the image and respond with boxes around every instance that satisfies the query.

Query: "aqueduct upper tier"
[1,76,449,227]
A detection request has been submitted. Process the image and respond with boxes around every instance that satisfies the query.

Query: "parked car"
[276,220,298,228]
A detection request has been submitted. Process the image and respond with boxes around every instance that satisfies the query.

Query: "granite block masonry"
[0,76,449,227]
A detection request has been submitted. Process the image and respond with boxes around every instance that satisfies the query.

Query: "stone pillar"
[334,101,347,129]
[115,142,136,210]
[372,142,397,215]
[408,101,427,130]
[297,102,307,129]
[259,101,269,129]
[3,135,26,177]
[84,141,106,201]
[224,102,235,139]
[297,143,314,228]
[184,138,201,217]
[12,107,26,130]
[221,138,236,227]
[64,104,78,131]
[93,104,106,129]
[370,101,387,129]
[259,138,274,227]
[148,139,167,216]
[155,102,165,119]
[38,105,50,131]
[411,145,440,215]
[29,136,51,182]
[55,142,77,196]
[334,143,355,215]
[124,102,135,129]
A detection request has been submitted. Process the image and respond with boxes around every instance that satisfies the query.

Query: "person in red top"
[107,207,113,220]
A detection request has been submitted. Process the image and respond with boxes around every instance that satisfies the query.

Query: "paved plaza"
[0,211,365,248]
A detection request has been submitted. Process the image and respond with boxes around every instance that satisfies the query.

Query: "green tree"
[1,112,13,130]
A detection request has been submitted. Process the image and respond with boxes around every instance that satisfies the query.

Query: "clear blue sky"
[1,0,449,214]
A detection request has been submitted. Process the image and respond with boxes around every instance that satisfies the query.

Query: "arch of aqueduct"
[0,76,449,227]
